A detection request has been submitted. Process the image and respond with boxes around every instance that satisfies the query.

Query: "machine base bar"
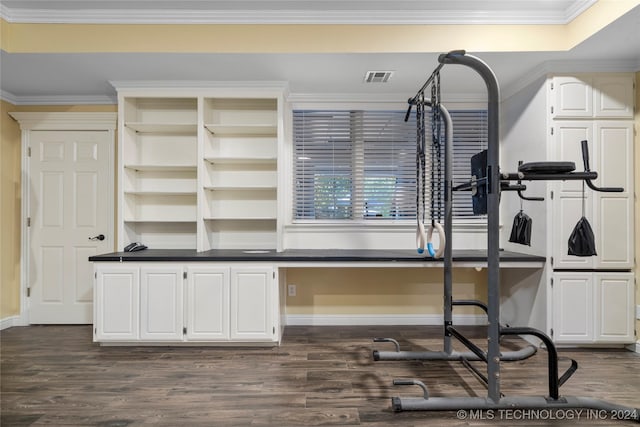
[391,396,640,422]
[373,345,536,362]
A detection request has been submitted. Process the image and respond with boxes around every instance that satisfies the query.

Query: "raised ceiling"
[1,0,639,104]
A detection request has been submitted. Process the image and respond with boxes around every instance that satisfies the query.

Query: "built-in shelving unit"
[200,97,279,251]
[114,85,285,252]
[119,96,198,249]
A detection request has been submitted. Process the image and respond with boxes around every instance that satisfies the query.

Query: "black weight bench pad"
[518,161,575,174]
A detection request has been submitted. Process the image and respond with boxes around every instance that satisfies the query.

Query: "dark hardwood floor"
[1,325,639,426]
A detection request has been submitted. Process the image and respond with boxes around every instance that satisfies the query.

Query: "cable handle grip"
[404,101,413,122]
[581,140,591,171]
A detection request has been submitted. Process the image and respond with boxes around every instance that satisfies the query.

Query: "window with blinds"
[293,109,487,221]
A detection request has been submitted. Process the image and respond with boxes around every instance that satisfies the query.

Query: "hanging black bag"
[568,216,597,256]
[509,210,532,246]
[568,180,597,257]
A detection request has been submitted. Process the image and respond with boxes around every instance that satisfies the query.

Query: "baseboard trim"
[625,341,640,353]
[1,316,20,330]
[285,314,486,326]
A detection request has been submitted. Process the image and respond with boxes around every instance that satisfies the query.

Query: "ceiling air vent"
[364,71,393,83]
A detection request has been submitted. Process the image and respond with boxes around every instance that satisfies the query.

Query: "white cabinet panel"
[593,122,634,269]
[140,266,184,341]
[186,266,230,341]
[551,75,634,119]
[594,273,635,343]
[230,267,274,341]
[593,75,635,118]
[551,76,593,118]
[94,265,139,341]
[552,273,593,343]
[552,272,635,344]
[550,120,634,270]
[596,196,633,268]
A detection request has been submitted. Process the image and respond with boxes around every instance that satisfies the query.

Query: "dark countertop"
[89,249,545,264]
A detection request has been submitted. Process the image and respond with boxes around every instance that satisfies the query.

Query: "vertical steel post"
[439,51,501,402]
[440,106,454,355]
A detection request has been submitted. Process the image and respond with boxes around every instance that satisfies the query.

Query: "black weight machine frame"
[372,50,640,421]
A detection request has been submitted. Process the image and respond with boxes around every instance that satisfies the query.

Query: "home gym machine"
[372,50,640,421]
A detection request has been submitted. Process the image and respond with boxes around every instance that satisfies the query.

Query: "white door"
[29,130,112,324]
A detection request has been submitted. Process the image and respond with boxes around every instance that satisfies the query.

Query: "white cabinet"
[185,266,230,341]
[551,74,634,119]
[230,267,276,341]
[140,266,184,341]
[502,72,635,347]
[94,265,139,341]
[552,272,635,344]
[93,262,279,345]
[113,85,285,252]
[550,120,634,270]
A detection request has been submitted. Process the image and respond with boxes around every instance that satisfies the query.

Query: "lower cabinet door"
[94,265,139,341]
[594,272,635,343]
[552,272,594,343]
[552,272,635,344]
[186,266,230,341]
[140,266,184,341]
[230,267,275,341]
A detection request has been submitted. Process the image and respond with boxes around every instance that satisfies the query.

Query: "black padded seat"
[518,161,575,174]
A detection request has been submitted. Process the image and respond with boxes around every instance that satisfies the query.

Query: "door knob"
[89,234,105,241]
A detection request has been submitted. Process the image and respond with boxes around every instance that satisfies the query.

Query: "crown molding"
[1,90,19,105]
[8,112,117,131]
[109,80,289,90]
[0,91,116,106]
[0,1,597,25]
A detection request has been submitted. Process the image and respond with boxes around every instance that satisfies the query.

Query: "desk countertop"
[89,249,545,264]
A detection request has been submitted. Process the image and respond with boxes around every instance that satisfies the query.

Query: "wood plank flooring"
[1,325,639,426]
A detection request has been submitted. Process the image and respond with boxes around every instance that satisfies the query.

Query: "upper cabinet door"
[551,74,635,119]
[593,75,635,118]
[593,122,634,269]
[551,76,593,118]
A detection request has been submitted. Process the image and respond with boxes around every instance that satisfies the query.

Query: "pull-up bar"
[404,50,466,122]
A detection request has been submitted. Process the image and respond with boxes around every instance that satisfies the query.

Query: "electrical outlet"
[288,284,297,297]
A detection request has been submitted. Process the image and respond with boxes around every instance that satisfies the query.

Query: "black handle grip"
[581,140,591,171]
[404,102,413,122]
[581,140,624,192]
[585,179,624,193]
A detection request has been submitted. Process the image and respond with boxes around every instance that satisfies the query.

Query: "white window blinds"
[293,109,487,221]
